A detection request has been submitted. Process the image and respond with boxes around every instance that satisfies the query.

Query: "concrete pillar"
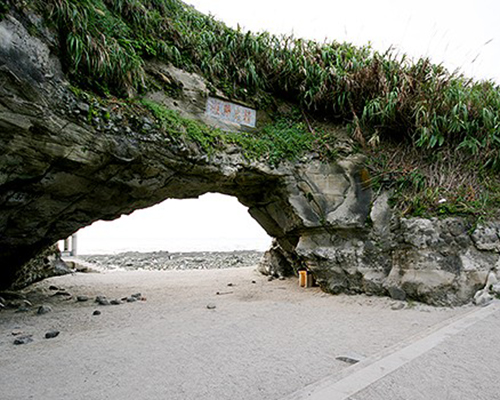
[71,233,78,256]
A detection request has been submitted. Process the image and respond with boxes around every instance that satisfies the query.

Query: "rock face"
[0,12,499,305]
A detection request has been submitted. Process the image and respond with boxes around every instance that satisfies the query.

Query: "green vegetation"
[142,99,332,165]
[0,0,9,20]
[7,0,500,217]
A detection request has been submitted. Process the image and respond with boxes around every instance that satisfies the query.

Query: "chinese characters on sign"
[206,97,256,128]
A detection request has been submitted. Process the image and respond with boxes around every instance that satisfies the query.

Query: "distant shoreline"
[77,250,264,271]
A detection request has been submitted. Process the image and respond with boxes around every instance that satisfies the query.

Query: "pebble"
[92,310,101,316]
[268,276,274,281]
[45,330,60,339]
[21,300,33,307]
[251,280,256,284]
[206,304,216,310]
[49,285,59,291]
[95,296,110,306]
[336,352,365,364]
[227,283,233,287]
[391,302,405,311]
[37,305,52,315]
[126,297,137,303]
[11,330,23,336]
[110,299,121,305]
[13,335,33,345]
[52,291,72,297]
[131,293,141,299]
[77,296,89,302]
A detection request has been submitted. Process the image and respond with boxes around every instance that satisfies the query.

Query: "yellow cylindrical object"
[299,270,307,287]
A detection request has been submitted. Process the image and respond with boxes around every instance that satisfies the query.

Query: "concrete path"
[285,301,500,400]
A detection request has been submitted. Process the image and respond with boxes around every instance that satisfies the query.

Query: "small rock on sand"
[37,305,52,315]
[391,302,405,311]
[95,296,110,306]
[110,299,121,305]
[13,335,33,345]
[336,352,365,364]
[206,304,216,310]
[93,310,101,316]
[45,331,60,339]
[52,291,72,297]
[77,295,89,302]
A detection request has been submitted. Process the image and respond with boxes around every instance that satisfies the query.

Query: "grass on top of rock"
[24,0,500,167]
[141,99,337,165]
[8,0,500,218]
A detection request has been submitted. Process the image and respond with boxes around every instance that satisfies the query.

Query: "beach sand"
[0,265,472,400]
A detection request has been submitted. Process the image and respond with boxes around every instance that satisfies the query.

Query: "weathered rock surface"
[1,10,499,305]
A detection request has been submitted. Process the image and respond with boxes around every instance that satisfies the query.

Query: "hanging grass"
[5,0,500,216]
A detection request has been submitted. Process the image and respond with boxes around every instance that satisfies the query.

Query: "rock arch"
[1,14,497,305]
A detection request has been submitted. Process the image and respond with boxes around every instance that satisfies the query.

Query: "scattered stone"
[95,296,110,305]
[126,297,137,303]
[52,291,72,297]
[37,305,52,315]
[77,295,89,302]
[110,299,121,305]
[48,285,59,291]
[0,290,26,300]
[21,300,33,307]
[391,302,405,311]
[474,289,493,306]
[251,280,256,284]
[45,330,60,339]
[388,286,407,301]
[13,335,33,345]
[11,330,23,336]
[216,291,233,296]
[474,270,497,306]
[92,310,101,316]
[336,352,365,364]
[206,304,216,310]
[131,293,142,299]
[268,276,274,282]
[227,283,233,287]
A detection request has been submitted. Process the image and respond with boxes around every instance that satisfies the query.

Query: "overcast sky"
[75,1,499,254]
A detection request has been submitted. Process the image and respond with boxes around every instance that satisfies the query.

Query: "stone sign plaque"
[205,96,256,128]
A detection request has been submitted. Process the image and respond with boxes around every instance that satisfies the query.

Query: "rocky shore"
[78,250,264,272]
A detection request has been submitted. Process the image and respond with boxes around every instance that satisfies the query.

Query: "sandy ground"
[0,266,472,400]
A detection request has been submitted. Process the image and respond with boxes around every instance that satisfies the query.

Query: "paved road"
[286,301,500,400]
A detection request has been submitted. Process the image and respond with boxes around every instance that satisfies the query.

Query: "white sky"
[75,0,500,254]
